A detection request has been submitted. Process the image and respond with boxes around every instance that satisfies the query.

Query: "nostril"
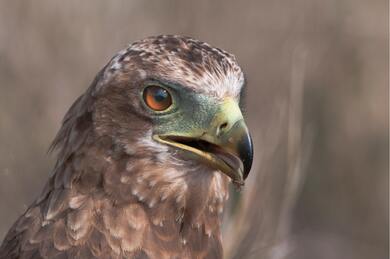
[219,122,228,131]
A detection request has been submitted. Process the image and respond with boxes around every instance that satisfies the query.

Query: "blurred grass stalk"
[224,45,313,259]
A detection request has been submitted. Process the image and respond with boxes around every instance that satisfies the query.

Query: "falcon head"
[72,35,253,185]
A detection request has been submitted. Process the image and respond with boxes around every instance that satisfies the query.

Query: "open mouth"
[154,135,244,185]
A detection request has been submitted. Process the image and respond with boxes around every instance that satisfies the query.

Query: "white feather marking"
[136,129,169,162]
[124,144,135,155]
[137,69,147,79]
[126,162,135,172]
[148,199,156,208]
[131,188,139,196]
[69,195,87,209]
[120,175,131,184]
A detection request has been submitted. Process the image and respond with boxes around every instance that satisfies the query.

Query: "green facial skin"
[142,82,253,185]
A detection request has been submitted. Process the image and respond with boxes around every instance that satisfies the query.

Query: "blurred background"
[0,0,387,258]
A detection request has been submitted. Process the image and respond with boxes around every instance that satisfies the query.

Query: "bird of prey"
[0,35,253,259]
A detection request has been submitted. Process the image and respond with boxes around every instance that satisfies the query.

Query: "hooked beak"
[153,98,253,186]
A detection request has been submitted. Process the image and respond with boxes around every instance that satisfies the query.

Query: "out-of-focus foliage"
[0,1,387,258]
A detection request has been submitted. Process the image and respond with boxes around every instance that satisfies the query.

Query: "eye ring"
[142,85,173,112]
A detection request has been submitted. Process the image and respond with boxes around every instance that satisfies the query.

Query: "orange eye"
[143,85,172,111]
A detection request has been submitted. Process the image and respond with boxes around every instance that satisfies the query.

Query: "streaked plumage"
[0,35,252,259]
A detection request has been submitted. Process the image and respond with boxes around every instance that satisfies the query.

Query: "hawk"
[0,35,253,259]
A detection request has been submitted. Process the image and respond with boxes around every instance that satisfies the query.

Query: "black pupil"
[154,88,168,102]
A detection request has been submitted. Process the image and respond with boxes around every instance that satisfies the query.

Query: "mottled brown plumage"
[0,35,251,259]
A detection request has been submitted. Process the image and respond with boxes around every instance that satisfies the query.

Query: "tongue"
[215,151,242,172]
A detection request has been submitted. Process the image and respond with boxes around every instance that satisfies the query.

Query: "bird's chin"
[153,135,244,186]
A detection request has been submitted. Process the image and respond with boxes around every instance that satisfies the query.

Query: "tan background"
[0,1,388,258]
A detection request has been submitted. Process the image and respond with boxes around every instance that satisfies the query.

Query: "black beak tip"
[239,133,253,180]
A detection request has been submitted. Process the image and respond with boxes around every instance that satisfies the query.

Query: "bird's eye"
[143,85,172,111]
